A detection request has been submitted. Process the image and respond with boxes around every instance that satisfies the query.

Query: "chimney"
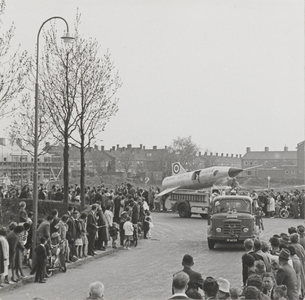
[246,147,251,153]
[210,152,213,156]
[239,154,242,158]
[226,154,228,157]
[112,146,115,151]
[199,151,201,156]
[204,152,207,156]
[216,153,218,156]
[231,154,233,157]
[265,147,269,152]
[101,146,104,151]
[140,144,142,149]
[127,144,132,149]
[165,146,167,150]
[236,154,238,157]
[153,146,157,150]
[94,145,98,150]
[221,153,223,157]
[117,144,119,150]
[284,145,288,151]
[143,146,145,150]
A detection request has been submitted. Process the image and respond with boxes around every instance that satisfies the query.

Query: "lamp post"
[32,16,74,263]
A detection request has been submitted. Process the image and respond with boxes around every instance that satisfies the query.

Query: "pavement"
[0,246,122,292]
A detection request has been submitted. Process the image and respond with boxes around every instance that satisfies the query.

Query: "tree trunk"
[63,132,69,206]
[80,134,85,211]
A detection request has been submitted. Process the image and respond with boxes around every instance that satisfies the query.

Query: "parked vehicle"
[45,242,67,277]
[279,205,294,219]
[207,195,259,249]
[164,189,210,218]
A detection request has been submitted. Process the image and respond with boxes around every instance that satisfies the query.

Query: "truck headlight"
[216,227,222,233]
[243,227,249,233]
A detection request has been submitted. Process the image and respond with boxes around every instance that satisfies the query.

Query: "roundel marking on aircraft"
[213,170,219,176]
[173,163,180,174]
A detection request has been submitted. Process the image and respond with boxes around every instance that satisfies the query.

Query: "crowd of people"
[249,189,305,219]
[0,183,156,287]
[83,229,305,300]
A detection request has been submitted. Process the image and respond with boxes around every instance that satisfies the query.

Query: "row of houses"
[0,137,304,187]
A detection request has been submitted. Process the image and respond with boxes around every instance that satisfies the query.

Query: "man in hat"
[217,277,230,299]
[170,271,191,299]
[276,248,298,300]
[175,254,204,293]
[297,225,305,250]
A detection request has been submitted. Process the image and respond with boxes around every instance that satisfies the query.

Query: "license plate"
[226,238,238,242]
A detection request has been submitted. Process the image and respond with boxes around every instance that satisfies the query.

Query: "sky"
[0,0,304,156]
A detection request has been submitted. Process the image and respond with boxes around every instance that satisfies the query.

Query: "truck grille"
[223,220,242,235]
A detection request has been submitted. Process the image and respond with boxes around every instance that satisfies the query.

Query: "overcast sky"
[0,0,304,155]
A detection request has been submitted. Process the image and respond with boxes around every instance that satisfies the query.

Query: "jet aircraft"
[158,162,244,197]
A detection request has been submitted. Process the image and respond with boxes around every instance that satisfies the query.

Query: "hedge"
[0,198,86,226]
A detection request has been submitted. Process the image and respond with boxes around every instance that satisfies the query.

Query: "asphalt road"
[1,213,304,300]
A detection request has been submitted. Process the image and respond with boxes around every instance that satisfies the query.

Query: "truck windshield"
[213,198,251,213]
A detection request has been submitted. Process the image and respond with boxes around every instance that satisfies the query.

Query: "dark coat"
[67,218,77,241]
[132,203,139,224]
[87,211,97,234]
[35,244,47,262]
[177,266,204,292]
[37,220,51,242]
[276,261,298,300]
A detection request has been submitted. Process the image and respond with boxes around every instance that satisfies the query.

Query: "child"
[122,217,133,250]
[143,217,150,239]
[145,211,154,238]
[109,222,119,248]
[35,237,47,283]
[255,207,264,231]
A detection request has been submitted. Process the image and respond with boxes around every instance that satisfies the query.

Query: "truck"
[207,195,260,249]
[164,189,210,218]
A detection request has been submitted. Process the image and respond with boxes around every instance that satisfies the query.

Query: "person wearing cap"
[276,248,298,300]
[175,254,204,293]
[297,225,305,249]
[217,277,230,300]
[170,271,192,299]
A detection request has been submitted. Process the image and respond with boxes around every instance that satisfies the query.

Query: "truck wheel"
[208,238,215,250]
[178,203,189,218]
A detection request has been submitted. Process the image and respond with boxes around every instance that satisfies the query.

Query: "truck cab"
[207,195,259,249]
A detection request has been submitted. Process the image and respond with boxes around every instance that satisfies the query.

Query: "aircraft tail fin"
[171,162,186,176]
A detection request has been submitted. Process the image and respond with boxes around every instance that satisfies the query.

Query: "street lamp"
[33,16,74,262]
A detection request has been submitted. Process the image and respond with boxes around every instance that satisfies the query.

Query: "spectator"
[109,222,119,249]
[297,225,305,249]
[230,287,241,300]
[246,274,263,291]
[74,211,83,259]
[87,205,98,256]
[86,281,105,300]
[273,285,287,300]
[97,204,108,251]
[119,209,129,246]
[262,272,276,299]
[242,239,255,286]
[0,227,9,287]
[79,212,88,258]
[253,239,271,272]
[255,260,267,278]
[186,288,203,299]
[287,245,302,299]
[269,236,281,256]
[57,215,70,263]
[203,276,219,300]
[243,286,261,300]
[176,254,204,293]
[276,249,298,300]
[217,277,231,300]
[170,271,190,299]
[19,201,28,223]
[67,211,78,262]
[34,237,47,283]
[123,216,133,250]
[50,209,60,234]
[37,215,53,245]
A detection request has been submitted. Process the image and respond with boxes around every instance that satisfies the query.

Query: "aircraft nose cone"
[228,168,243,178]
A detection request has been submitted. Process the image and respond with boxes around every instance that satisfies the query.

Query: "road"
[1,213,304,300]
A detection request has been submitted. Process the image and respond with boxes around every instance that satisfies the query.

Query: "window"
[246,171,252,176]
[77,160,80,166]
[70,161,74,167]
[3,157,6,162]
[249,161,253,166]
[291,171,295,174]
[88,160,93,167]
[285,170,289,174]
[244,161,248,166]
[147,153,152,157]
[254,161,257,165]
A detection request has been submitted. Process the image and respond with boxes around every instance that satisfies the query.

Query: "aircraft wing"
[157,186,180,197]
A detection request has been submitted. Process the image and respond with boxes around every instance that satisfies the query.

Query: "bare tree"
[7,93,53,157]
[0,0,28,118]
[120,152,133,174]
[168,136,200,170]
[68,18,121,209]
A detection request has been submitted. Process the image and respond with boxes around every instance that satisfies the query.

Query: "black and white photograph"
[0,1,304,299]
